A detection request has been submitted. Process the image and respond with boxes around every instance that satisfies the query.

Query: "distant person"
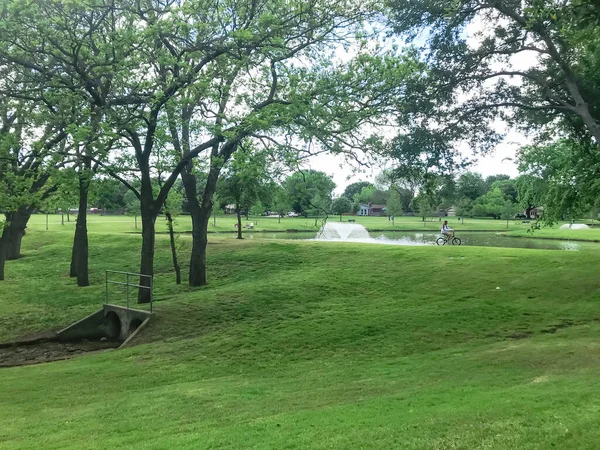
[441,220,454,238]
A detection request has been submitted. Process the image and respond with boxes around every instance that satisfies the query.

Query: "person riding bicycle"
[441,220,454,239]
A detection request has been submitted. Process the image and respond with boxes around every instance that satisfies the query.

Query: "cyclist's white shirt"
[441,225,452,234]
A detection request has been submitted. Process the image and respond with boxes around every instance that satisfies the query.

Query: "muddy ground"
[0,339,121,368]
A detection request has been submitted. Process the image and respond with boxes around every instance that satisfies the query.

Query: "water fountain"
[317,222,370,240]
[315,222,427,246]
[560,224,590,230]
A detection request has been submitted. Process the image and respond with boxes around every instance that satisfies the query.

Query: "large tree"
[517,139,598,221]
[457,172,487,201]
[163,7,416,288]
[0,97,67,280]
[0,0,133,287]
[387,0,600,146]
[217,146,272,239]
[342,181,375,200]
[331,196,353,221]
[0,0,424,299]
[283,170,336,218]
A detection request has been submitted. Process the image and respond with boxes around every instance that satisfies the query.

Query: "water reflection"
[244,231,598,252]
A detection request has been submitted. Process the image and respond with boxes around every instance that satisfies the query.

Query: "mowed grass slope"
[1,230,600,449]
[504,226,600,242]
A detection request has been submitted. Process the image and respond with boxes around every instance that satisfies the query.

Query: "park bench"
[348,219,356,223]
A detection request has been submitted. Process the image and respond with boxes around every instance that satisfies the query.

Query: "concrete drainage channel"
[0,270,153,368]
[0,304,152,368]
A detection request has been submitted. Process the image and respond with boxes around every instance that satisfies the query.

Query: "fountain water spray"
[315,222,427,246]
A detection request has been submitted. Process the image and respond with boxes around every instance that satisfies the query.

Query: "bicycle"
[436,234,461,246]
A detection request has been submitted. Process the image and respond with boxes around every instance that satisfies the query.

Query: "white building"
[357,204,370,216]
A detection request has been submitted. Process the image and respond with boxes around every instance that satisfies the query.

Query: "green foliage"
[331,197,353,219]
[517,139,600,221]
[123,191,141,216]
[353,186,388,206]
[217,146,273,215]
[0,100,64,217]
[342,181,375,199]
[271,186,292,217]
[42,169,80,214]
[90,179,127,212]
[457,172,487,202]
[385,190,404,217]
[485,175,511,191]
[414,192,436,220]
[283,170,335,216]
[387,0,600,146]
[473,188,508,219]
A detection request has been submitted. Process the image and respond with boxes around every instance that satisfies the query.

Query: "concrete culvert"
[104,311,121,339]
[128,318,144,334]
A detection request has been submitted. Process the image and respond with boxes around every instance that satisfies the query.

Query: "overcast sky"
[305,129,525,195]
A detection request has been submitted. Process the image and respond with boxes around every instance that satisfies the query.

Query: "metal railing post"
[104,270,152,312]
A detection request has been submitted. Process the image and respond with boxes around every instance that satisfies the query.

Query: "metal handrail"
[105,270,153,312]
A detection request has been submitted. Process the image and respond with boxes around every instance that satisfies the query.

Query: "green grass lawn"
[504,226,600,242]
[27,212,539,235]
[1,227,600,449]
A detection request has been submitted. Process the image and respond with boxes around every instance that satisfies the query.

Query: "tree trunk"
[184,163,222,287]
[5,207,32,260]
[189,208,210,286]
[236,207,243,239]
[165,211,181,284]
[0,225,8,281]
[181,138,237,287]
[0,207,33,280]
[69,172,90,286]
[138,208,156,304]
[61,212,64,225]
[181,171,205,286]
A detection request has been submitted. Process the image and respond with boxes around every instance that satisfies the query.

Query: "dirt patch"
[541,319,578,334]
[509,331,533,340]
[0,339,120,368]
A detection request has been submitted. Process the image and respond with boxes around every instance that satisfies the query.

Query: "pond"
[241,230,599,252]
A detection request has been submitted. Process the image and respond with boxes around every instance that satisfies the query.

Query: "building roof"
[358,203,386,210]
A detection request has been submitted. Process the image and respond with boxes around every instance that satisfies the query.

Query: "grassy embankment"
[1,226,600,449]
[503,227,600,242]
